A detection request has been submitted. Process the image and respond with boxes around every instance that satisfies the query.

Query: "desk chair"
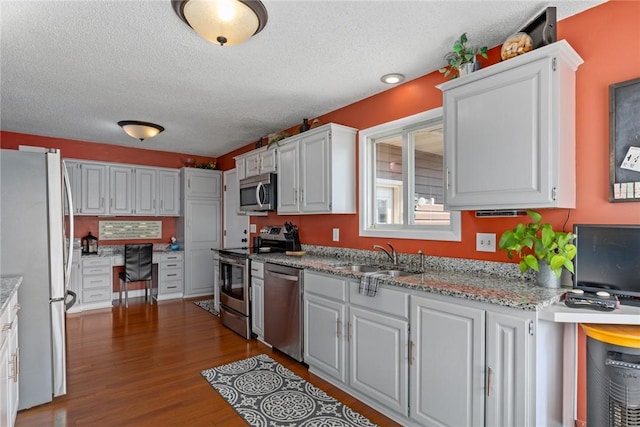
[119,243,153,307]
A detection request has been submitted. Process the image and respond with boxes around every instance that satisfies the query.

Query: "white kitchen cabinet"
[109,166,134,215]
[134,167,157,216]
[1,290,19,427]
[156,252,184,300]
[250,261,264,340]
[158,169,180,216]
[183,168,221,199]
[304,271,348,383]
[235,146,277,179]
[438,41,583,211]
[64,160,81,215]
[410,295,485,427]
[179,168,222,298]
[277,123,357,214]
[81,257,112,309]
[80,162,108,215]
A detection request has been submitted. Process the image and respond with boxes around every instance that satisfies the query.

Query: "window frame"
[358,107,461,241]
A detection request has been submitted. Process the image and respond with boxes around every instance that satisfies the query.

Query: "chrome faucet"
[373,242,398,265]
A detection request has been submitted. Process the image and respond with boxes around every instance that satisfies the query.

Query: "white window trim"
[359,107,461,241]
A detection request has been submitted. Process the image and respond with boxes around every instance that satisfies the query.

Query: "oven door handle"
[268,271,299,282]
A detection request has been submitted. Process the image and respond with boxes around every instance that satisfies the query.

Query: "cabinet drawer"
[160,260,182,269]
[162,253,183,262]
[82,257,111,268]
[159,281,183,294]
[82,265,111,275]
[83,275,110,289]
[82,288,111,303]
[160,269,183,282]
[304,271,347,302]
[349,282,409,319]
[250,261,264,279]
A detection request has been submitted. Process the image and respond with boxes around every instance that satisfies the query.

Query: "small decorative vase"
[536,259,561,288]
[458,62,476,77]
[299,118,310,133]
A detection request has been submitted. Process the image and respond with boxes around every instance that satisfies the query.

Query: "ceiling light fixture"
[117,121,165,142]
[380,73,405,84]
[172,0,268,46]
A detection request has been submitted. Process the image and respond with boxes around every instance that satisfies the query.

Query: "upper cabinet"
[437,41,583,211]
[277,123,357,214]
[235,146,277,180]
[64,159,181,217]
[183,168,221,199]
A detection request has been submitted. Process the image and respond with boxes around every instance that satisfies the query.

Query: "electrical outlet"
[250,223,257,233]
[476,233,496,252]
[332,228,340,242]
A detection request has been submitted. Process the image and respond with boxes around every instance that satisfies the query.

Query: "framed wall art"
[609,77,640,202]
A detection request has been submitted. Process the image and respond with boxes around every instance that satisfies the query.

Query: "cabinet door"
[235,158,246,180]
[80,163,107,214]
[410,295,485,427]
[64,161,81,215]
[184,169,221,199]
[444,57,557,210]
[134,168,157,215]
[300,131,331,213]
[485,311,531,427]
[349,306,408,416]
[259,149,277,174]
[184,198,221,296]
[277,142,300,213]
[244,153,260,177]
[303,293,346,383]
[158,169,180,216]
[8,316,18,427]
[0,339,8,427]
[108,166,133,215]
[251,276,264,339]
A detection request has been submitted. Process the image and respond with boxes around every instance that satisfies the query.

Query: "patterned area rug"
[201,354,377,426]
[194,299,218,316]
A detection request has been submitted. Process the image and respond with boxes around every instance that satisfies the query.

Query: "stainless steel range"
[218,225,299,339]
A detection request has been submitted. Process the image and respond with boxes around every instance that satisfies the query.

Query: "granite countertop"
[0,276,22,313]
[251,250,566,311]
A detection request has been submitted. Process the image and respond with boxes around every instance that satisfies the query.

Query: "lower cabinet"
[157,252,184,300]
[410,295,485,426]
[1,290,19,427]
[303,270,564,427]
[81,257,113,310]
[250,261,265,340]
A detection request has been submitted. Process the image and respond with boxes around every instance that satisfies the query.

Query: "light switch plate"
[250,224,257,233]
[476,233,496,252]
[332,228,340,242]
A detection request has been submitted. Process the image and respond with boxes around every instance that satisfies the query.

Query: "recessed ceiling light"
[380,73,405,84]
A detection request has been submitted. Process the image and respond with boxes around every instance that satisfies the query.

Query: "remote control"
[564,291,620,312]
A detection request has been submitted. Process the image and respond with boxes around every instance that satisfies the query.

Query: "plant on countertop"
[439,32,488,79]
[194,161,216,170]
[498,210,577,278]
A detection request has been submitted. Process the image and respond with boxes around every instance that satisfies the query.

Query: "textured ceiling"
[0,0,605,157]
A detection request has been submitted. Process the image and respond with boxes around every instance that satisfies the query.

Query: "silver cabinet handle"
[487,366,492,397]
[348,321,352,342]
[336,319,341,338]
[409,340,414,366]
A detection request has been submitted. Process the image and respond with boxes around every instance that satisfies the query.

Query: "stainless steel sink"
[332,264,380,273]
[377,269,416,277]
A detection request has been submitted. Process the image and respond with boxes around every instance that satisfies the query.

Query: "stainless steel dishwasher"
[264,263,303,362]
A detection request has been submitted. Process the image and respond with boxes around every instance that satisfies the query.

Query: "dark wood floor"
[16,297,400,426]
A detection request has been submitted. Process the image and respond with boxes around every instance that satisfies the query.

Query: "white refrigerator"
[0,148,75,410]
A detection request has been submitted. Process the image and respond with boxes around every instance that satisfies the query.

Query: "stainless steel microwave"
[239,172,277,212]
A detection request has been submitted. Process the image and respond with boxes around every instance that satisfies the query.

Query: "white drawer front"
[160,260,182,269]
[82,265,111,275]
[162,252,183,262]
[159,281,183,294]
[160,269,183,282]
[83,288,111,303]
[83,275,110,289]
[250,261,264,279]
[82,257,111,268]
[304,271,347,302]
[349,281,409,319]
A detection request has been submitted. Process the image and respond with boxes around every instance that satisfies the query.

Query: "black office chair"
[118,243,153,307]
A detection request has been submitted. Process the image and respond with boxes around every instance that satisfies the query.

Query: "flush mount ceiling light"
[117,121,165,142]
[380,73,405,84]
[172,0,268,46]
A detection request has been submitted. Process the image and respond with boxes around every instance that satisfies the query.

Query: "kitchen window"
[359,107,461,241]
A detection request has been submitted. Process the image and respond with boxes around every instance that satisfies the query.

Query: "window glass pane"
[410,123,451,225]
[374,134,403,225]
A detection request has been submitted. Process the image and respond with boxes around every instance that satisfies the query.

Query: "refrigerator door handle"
[64,291,77,311]
[62,161,74,290]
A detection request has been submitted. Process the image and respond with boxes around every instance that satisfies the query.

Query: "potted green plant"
[439,33,488,79]
[498,210,577,288]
